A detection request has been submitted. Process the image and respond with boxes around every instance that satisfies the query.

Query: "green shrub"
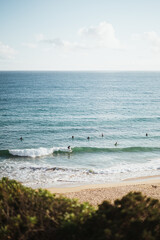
[0,178,160,240]
[0,177,94,240]
[81,192,160,240]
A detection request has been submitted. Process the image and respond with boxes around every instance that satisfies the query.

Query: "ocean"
[0,71,160,188]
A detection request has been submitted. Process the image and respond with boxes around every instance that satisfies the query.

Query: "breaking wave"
[0,146,160,158]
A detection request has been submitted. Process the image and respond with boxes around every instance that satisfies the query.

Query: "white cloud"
[36,21,122,51]
[132,31,160,53]
[22,42,37,48]
[0,41,16,60]
[78,21,121,49]
[38,36,87,51]
[144,31,160,52]
[41,37,68,47]
[35,33,45,42]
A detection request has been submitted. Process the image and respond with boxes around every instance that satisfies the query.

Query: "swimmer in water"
[115,142,118,146]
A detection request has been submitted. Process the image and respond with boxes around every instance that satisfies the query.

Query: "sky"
[1,0,160,71]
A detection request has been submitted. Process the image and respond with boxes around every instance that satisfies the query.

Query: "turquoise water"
[1,71,160,188]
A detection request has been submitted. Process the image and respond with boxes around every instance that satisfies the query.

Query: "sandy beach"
[47,176,160,206]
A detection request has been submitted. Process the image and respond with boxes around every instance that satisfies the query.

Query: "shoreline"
[46,175,160,205]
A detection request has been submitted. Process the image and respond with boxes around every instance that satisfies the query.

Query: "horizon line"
[0,69,160,72]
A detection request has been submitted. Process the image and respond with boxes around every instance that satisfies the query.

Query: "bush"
[0,178,160,240]
[0,178,94,240]
[80,192,160,240]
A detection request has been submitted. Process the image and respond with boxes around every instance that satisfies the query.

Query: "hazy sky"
[1,0,160,70]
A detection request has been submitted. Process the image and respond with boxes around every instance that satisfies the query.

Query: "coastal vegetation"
[0,178,160,240]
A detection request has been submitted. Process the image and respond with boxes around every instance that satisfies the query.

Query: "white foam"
[9,147,54,157]
[1,158,160,188]
[9,147,72,158]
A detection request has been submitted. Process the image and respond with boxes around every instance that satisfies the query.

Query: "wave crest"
[0,146,160,158]
[8,147,71,158]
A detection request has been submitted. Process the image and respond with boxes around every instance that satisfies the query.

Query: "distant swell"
[0,146,160,158]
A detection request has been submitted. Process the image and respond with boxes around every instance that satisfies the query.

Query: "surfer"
[20,137,23,141]
[68,146,71,150]
[115,142,118,146]
[146,133,148,137]
[102,133,104,137]
[87,136,90,140]
[72,136,74,139]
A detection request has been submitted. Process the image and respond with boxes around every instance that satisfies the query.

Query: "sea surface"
[1,71,160,188]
